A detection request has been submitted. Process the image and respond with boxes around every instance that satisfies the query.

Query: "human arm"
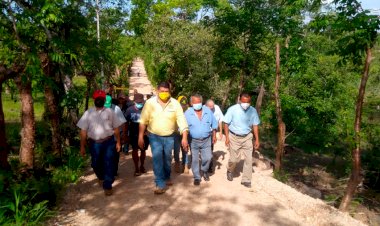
[224,123,230,147]
[253,125,260,150]
[212,130,217,145]
[218,121,223,140]
[80,130,87,157]
[181,130,189,152]
[114,127,121,152]
[138,123,147,150]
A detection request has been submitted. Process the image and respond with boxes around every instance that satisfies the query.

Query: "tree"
[311,0,380,211]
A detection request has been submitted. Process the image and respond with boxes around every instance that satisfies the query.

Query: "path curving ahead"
[50,59,364,226]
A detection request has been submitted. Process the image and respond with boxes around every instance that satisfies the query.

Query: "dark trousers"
[89,137,116,189]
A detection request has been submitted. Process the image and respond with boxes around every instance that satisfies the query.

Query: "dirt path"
[51,59,364,226]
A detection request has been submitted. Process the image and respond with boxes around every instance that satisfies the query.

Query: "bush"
[0,146,86,225]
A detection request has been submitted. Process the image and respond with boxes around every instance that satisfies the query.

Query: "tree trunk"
[274,42,285,171]
[44,84,62,158]
[237,70,244,103]
[15,76,35,169]
[255,81,265,116]
[61,73,78,123]
[0,82,11,170]
[221,78,234,110]
[339,47,372,211]
[85,73,95,111]
[41,54,62,158]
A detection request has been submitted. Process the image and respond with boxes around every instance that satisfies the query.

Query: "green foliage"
[0,145,86,225]
[273,170,290,183]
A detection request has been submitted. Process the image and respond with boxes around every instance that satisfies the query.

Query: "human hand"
[254,140,260,150]
[138,137,144,150]
[116,142,121,152]
[181,139,189,152]
[80,146,86,157]
[225,138,230,147]
[213,135,217,144]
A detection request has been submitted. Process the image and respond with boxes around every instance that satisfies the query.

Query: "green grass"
[2,92,45,122]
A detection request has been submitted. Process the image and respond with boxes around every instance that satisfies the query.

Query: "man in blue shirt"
[223,93,260,188]
[185,94,218,185]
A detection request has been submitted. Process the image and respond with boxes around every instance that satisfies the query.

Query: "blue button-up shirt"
[185,106,218,139]
[223,104,260,135]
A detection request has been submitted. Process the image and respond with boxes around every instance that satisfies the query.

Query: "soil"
[260,141,380,226]
[49,58,366,226]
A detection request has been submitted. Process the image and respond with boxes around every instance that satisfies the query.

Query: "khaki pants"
[227,133,253,183]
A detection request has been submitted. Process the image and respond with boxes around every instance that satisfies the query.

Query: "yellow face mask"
[158,92,171,101]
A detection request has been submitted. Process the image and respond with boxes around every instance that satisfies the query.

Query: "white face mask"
[240,103,250,110]
[193,103,202,111]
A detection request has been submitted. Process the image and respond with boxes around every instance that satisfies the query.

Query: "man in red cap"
[77,90,123,196]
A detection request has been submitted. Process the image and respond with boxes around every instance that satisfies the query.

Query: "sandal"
[154,187,166,195]
[134,171,141,177]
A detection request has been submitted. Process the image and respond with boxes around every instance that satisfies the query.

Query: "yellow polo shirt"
[140,96,188,136]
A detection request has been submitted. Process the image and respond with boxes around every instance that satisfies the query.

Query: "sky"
[324,0,380,14]
[360,0,380,10]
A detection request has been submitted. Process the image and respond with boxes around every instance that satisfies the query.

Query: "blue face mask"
[136,103,144,109]
[193,103,202,111]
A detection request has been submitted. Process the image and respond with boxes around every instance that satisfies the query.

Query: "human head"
[239,92,251,103]
[239,92,251,110]
[191,94,203,111]
[92,90,106,108]
[205,99,215,111]
[134,93,144,104]
[117,93,128,105]
[134,93,144,109]
[177,96,189,111]
[157,81,171,102]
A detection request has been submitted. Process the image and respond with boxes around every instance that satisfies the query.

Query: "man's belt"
[229,130,249,138]
[89,136,113,143]
[192,136,211,141]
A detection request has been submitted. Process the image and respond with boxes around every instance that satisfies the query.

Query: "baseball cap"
[104,95,112,108]
[93,90,106,99]
[134,93,144,103]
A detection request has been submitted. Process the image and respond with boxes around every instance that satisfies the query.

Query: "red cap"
[92,90,106,99]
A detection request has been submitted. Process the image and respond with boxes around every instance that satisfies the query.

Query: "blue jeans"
[89,137,116,189]
[173,133,189,165]
[190,136,212,180]
[148,133,175,189]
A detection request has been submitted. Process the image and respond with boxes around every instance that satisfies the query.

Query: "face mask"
[193,103,202,111]
[135,103,144,109]
[94,98,105,108]
[158,92,171,101]
[240,103,250,110]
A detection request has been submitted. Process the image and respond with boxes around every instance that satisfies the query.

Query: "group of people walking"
[77,81,260,196]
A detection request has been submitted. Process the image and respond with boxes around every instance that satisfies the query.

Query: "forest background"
[0,0,379,225]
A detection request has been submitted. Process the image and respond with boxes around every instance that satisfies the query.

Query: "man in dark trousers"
[77,90,123,196]
[125,93,149,176]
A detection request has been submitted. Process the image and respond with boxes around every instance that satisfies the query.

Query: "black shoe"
[227,171,233,181]
[241,182,252,188]
[208,161,214,173]
[194,179,201,186]
[203,172,210,181]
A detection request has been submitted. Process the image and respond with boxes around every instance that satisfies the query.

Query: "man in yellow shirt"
[138,81,189,194]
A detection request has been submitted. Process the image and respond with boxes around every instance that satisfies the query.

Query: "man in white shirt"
[205,99,224,173]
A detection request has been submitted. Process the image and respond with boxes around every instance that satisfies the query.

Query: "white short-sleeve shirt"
[77,107,123,140]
